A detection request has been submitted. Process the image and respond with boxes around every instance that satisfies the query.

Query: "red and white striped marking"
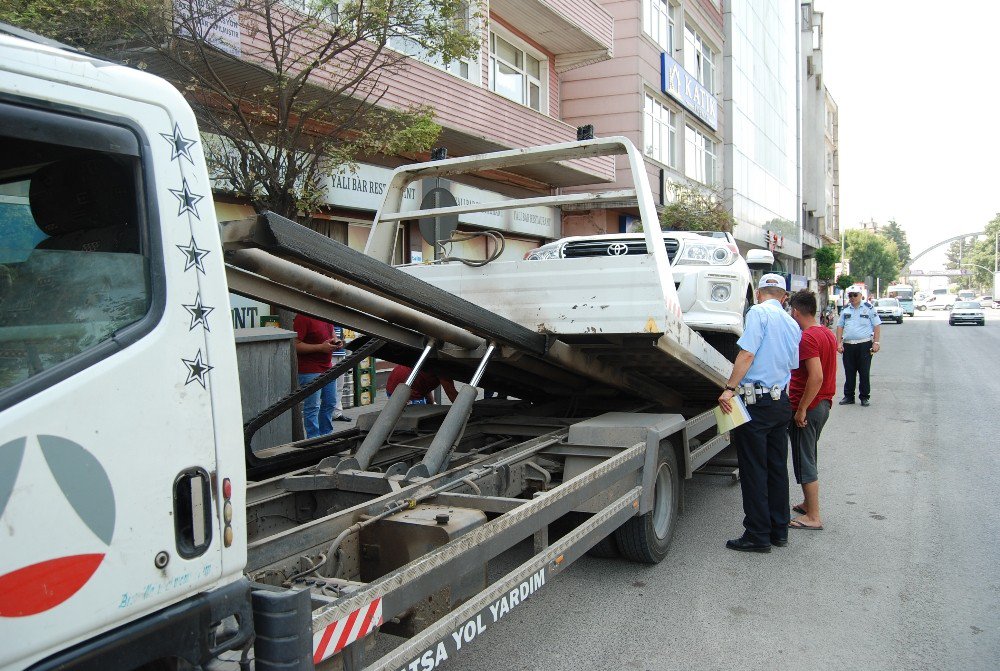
[312,598,383,665]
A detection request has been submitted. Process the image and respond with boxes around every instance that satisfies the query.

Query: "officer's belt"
[843,338,873,344]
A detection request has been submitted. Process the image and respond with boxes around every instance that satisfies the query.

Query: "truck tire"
[615,446,680,564]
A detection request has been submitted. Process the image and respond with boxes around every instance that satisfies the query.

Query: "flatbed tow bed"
[221,139,738,670]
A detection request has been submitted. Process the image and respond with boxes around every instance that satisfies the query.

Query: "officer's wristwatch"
[724,385,737,392]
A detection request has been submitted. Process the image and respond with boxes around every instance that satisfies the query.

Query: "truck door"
[0,81,244,668]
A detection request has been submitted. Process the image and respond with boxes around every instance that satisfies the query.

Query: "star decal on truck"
[168,178,204,219]
[182,294,214,331]
[160,123,197,165]
[176,237,210,273]
[181,350,213,388]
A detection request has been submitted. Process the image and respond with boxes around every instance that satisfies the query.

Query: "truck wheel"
[615,446,679,564]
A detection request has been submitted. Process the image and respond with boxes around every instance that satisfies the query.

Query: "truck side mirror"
[745,249,774,270]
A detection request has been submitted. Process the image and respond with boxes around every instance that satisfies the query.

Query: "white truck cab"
[0,29,251,671]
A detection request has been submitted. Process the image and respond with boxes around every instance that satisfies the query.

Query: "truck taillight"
[222,477,234,547]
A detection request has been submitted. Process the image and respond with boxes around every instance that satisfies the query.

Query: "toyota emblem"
[607,242,628,256]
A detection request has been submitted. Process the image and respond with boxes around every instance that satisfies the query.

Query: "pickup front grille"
[563,238,679,263]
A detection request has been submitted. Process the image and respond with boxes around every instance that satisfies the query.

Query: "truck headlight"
[710,283,732,302]
[676,243,735,266]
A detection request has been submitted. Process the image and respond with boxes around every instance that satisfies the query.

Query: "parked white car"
[525,231,773,359]
[874,298,904,324]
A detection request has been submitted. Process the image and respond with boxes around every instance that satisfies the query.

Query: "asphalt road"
[445,308,1000,671]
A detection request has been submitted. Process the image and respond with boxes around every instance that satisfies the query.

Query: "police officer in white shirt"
[718,273,801,553]
[836,289,881,406]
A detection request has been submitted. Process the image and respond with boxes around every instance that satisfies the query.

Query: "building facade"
[557,0,727,236]
[206,0,619,271]
[722,0,801,271]
[800,0,840,284]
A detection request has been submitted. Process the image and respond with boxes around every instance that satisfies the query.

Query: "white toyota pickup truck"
[525,231,773,359]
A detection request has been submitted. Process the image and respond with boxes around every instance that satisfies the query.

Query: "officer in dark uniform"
[836,289,881,406]
[718,274,801,553]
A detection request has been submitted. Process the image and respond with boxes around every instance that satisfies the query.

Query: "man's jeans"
[298,358,344,438]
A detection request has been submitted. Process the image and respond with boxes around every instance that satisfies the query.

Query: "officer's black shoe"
[726,536,771,553]
[771,535,788,547]
[860,399,870,407]
[839,398,855,405]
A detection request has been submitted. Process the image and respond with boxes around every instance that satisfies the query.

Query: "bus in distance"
[886,284,915,316]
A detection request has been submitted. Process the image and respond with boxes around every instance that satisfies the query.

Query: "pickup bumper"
[28,578,254,671]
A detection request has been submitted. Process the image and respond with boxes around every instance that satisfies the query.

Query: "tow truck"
[1,28,742,671]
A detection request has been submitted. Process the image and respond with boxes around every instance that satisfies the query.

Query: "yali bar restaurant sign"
[660,53,717,131]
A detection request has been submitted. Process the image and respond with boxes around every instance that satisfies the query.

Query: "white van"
[929,288,957,310]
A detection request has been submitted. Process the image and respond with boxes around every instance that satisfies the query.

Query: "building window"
[684,125,716,184]
[644,94,676,167]
[387,2,478,82]
[643,0,674,52]
[489,31,546,112]
[683,25,715,91]
[826,150,834,174]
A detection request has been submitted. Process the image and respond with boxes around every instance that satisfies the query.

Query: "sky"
[820,1,1000,271]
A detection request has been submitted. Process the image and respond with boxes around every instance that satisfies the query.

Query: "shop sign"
[174,1,242,58]
[660,53,718,131]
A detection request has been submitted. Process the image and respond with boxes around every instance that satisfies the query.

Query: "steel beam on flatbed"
[225,247,483,351]
[225,265,425,350]
[223,214,548,356]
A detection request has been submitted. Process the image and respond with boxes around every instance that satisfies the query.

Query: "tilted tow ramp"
[221,137,735,670]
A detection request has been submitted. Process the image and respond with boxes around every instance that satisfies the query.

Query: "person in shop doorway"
[294,313,351,438]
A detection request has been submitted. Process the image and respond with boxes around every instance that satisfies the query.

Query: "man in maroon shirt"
[787,290,838,531]
[293,314,348,438]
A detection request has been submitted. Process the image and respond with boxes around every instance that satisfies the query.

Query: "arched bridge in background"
[901,231,985,275]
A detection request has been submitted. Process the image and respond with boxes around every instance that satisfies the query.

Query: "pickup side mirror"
[745,249,774,270]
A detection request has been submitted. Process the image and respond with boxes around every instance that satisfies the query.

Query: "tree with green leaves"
[963,214,1000,291]
[658,182,735,232]
[0,0,482,220]
[814,244,840,283]
[843,229,899,291]
[944,235,978,289]
[836,274,854,290]
[879,220,911,266]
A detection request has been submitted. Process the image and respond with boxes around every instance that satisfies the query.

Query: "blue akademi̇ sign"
[660,53,718,131]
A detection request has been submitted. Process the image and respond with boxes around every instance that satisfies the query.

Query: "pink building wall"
[559,0,724,210]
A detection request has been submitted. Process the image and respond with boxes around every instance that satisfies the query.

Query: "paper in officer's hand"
[714,395,750,432]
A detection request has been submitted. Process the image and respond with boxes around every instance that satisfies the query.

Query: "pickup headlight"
[675,242,736,266]
[524,246,561,260]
